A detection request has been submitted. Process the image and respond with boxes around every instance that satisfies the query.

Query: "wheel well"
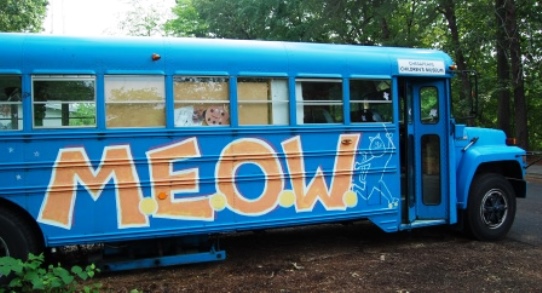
[0,198,45,249]
[475,160,526,198]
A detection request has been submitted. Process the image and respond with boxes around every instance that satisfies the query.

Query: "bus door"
[404,79,449,221]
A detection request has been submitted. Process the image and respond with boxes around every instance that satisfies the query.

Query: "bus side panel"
[3,127,401,247]
[0,139,25,196]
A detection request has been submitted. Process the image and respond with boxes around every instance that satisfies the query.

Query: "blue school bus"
[0,33,526,271]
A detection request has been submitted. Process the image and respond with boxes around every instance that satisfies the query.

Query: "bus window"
[173,76,230,127]
[420,86,439,123]
[105,75,165,128]
[296,79,342,124]
[0,75,22,130]
[421,134,441,205]
[350,79,393,123]
[237,77,288,126]
[32,76,96,128]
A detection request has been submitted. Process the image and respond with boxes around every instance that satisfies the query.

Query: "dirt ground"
[74,220,541,293]
[72,163,542,292]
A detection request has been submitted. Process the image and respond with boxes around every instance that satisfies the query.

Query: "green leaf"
[8,277,22,288]
[60,273,75,286]
[30,277,45,290]
[11,260,24,274]
[0,267,10,276]
[0,257,19,276]
[71,265,83,275]
[52,265,70,277]
[26,260,41,270]
[24,270,39,281]
[0,256,18,266]
[49,277,63,289]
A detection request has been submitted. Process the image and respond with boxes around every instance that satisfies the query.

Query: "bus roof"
[0,33,454,78]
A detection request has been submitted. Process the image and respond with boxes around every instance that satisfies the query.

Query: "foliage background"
[2,0,541,150]
[163,0,542,150]
[0,0,47,32]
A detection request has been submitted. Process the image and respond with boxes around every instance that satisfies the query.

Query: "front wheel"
[465,173,516,241]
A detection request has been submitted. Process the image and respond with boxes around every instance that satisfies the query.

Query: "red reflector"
[506,138,517,146]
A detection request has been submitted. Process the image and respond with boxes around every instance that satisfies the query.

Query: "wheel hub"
[480,188,508,229]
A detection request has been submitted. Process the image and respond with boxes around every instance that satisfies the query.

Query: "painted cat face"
[368,134,385,158]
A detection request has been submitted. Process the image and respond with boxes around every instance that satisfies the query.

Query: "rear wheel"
[0,206,42,282]
[465,173,516,241]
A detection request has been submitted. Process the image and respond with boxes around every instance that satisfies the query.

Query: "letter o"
[216,139,284,215]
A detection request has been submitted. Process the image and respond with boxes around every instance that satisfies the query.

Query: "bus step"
[99,244,226,272]
[400,219,447,230]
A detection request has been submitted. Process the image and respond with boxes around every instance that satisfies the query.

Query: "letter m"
[38,146,148,230]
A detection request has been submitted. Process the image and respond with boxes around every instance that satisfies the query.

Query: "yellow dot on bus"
[139,197,158,215]
[279,190,295,208]
[210,193,227,211]
[343,190,358,208]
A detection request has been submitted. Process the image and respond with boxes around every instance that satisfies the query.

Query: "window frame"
[172,76,231,127]
[104,75,166,129]
[237,76,289,126]
[349,78,393,123]
[32,75,97,129]
[295,78,343,125]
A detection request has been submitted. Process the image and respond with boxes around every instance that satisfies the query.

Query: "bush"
[0,253,101,293]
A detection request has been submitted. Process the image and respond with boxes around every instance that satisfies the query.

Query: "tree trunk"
[507,0,528,149]
[495,0,512,137]
[439,0,473,124]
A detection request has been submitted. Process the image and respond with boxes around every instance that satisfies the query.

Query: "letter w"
[282,134,360,211]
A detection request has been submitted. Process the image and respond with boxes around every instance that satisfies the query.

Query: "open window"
[420,86,439,124]
[33,75,96,128]
[0,75,22,130]
[350,79,393,123]
[296,79,343,124]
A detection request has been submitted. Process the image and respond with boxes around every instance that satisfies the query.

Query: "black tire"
[0,206,42,283]
[465,173,516,241]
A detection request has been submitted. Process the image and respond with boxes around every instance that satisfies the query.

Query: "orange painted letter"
[216,138,284,215]
[147,138,214,220]
[38,146,147,229]
[282,134,360,211]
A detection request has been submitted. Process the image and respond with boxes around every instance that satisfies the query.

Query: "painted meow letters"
[38,134,360,230]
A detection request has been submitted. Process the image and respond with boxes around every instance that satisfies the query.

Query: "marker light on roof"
[151,53,161,61]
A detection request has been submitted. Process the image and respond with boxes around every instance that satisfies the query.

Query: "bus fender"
[455,145,525,210]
